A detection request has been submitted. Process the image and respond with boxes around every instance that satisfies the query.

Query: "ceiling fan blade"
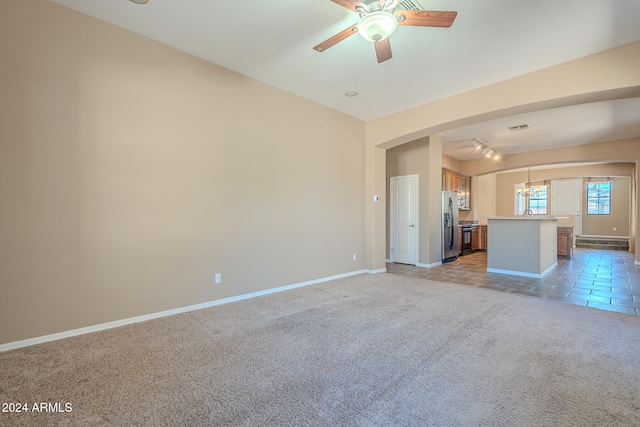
[330,0,367,13]
[395,10,458,28]
[374,38,392,63]
[313,24,359,52]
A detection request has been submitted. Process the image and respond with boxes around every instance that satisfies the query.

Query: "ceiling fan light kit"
[358,11,398,42]
[313,0,457,63]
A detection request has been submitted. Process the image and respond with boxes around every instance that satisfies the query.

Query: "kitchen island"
[486,217,558,278]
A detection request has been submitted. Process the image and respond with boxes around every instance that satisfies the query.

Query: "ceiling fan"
[313,0,457,63]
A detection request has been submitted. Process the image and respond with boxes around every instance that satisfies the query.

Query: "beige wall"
[475,174,497,225]
[386,139,428,262]
[385,136,443,265]
[491,163,633,237]
[0,0,366,344]
[582,177,631,236]
[367,41,640,273]
[386,138,427,263]
[3,0,640,347]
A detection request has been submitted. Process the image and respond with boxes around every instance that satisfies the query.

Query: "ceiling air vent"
[509,124,529,131]
[395,0,423,12]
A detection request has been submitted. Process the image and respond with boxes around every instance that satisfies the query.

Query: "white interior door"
[551,178,582,236]
[390,175,418,264]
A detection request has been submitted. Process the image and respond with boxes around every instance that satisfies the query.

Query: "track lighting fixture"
[472,139,500,160]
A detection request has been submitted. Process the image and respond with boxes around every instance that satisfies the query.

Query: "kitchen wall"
[0,0,366,345]
[442,154,461,171]
[475,174,497,224]
[582,177,630,236]
[492,163,633,236]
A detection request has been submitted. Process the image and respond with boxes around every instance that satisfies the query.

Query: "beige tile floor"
[387,248,640,315]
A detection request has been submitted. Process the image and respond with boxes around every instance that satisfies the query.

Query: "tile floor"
[387,248,640,315]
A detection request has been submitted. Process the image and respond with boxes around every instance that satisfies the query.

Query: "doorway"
[551,178,582,236]
[390,175,418,265]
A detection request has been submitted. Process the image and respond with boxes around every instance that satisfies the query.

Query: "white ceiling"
[440,97,640,160]
[51,0,640,161]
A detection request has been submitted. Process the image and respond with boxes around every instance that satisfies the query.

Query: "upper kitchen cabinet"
[442,168,471,210]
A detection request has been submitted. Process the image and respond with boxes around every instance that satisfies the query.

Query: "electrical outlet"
[353,253,357,261]
[613,227,617,231]
[215,273,221,284]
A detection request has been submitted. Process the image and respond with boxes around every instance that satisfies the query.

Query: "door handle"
[409,224,415,227]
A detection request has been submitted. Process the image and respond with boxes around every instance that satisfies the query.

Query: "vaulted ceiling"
[51,0,640,160]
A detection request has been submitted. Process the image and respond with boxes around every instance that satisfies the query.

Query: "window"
[515,183,525,215]
[587,182,611,215]
[515,184,548,215]
[528,185,548,215]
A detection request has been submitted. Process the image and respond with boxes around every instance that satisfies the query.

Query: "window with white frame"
[528,185,548,214]
[586,181,611,215]
[515,183,525,215]
[515,183,548,215]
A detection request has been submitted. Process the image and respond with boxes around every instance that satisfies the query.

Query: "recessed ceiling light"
[129,0,149,4]
[509,124,529,131]
[345,91,358,97]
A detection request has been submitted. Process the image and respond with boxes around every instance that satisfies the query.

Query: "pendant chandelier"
[517,167,539,198]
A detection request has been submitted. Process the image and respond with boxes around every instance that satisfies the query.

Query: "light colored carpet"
[1,273,640,426]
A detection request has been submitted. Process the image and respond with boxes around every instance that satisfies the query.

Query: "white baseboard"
[387,257,440,269]
[0,269,371,353]
[416,261,442,268]
[578,234,629,239]
[386,261,441,269]
[487,262,558,279]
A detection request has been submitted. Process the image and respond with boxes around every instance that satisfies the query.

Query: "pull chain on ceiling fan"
[313,0,457,63]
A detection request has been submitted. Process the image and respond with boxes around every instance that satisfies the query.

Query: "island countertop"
[484,217,562,220]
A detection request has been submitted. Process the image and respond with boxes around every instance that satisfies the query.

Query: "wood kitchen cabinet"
[442,169,454,192]
[557,226,573,257]
[459,175,470,210]
[471,226,480,251]
[442,169,471,210]
[480,225,488,250]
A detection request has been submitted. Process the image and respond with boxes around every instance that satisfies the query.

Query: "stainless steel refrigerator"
[442,191,459,263]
